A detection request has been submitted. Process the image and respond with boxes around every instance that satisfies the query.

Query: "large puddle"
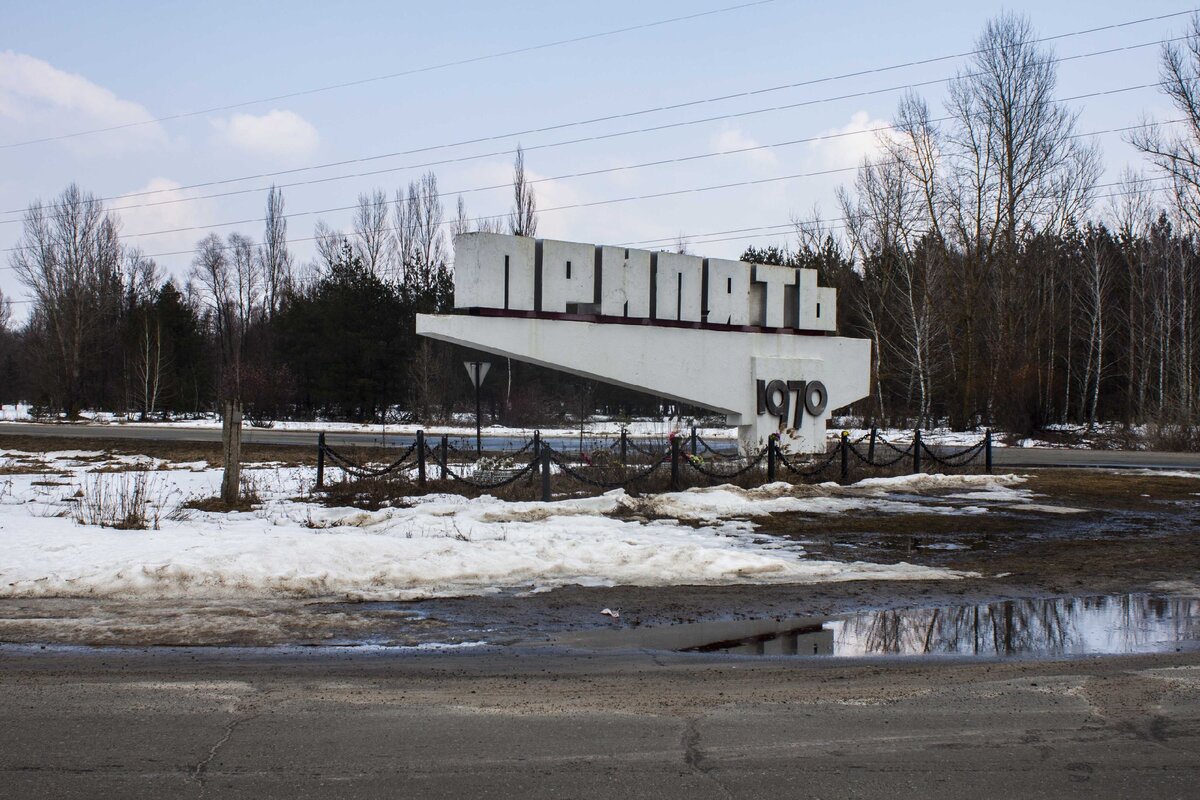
[559,593,1200,658]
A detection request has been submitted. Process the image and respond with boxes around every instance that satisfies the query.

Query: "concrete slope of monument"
[417,232,871,454]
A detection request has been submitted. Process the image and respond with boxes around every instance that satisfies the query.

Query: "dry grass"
[73,470,173,530]
[0,460,63,476]
[183,473,264,514]
[183,496,258,514]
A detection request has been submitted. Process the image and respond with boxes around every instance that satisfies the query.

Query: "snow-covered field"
[0,448,1040,602]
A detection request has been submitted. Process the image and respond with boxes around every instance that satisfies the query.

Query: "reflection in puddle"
[828,594,1199,658]
[564,594,1200,658]
[684,624,834,656]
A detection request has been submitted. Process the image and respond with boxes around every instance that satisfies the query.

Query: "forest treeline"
[1,13,1198,442]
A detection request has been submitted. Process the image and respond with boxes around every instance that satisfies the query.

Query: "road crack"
[189,695,270,798]
[681,716,733,798]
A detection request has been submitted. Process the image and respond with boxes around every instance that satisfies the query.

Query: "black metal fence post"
[540,440,551,502]
[690,426,697,457]
[316,432,325,489]
[985,430,993,474]
[913,428,922,474]
[767,435,776,483]
[840,431,850,484]
[439,435,448,480]
[474,377,483,457]
[619,429,627,466]
[868,426,877,463]
[670,435,681,491]
[416,430,425,487]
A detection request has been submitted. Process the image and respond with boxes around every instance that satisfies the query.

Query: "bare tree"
[508,145,538,237]
[9,183,123,413]
[1108,170,1157,423]
[393,184,418,279]
[132,309,164,420]
[1130,14,1200,228]
[396,172,448,296]
[1077,233,1113,428]
[260,186,293,317]
[412,172,447,271]
[191,231,264,504]
[312,220,344,276]
[123,248,166,419]
[839,156,939,426]
[352,189,394,279]
[451,195,471,239]
[500,148,540,414]
[947,12,1095,250]
[1128,16,1200,426]
[940,12,1098,428]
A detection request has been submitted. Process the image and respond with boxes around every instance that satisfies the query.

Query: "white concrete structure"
[418,233,871,453]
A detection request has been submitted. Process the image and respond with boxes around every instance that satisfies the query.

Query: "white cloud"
[806,111,892,169]
[212,110,319,159]
[0,51,167,153]
[710,127,777,167]
[115,177,217,279]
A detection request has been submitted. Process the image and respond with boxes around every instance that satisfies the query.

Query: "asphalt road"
[2,646,1197,799]
[2,421,1199,470]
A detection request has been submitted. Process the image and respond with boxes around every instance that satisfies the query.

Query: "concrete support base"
[417,314,870,455]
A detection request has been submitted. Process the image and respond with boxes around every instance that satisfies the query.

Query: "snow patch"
[0,450,1027,602]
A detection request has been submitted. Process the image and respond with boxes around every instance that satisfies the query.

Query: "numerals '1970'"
[756,379,828,428]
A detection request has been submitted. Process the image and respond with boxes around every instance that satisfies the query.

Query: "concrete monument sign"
[417,233,871,454]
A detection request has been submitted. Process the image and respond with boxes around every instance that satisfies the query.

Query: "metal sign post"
[463,361,491,456]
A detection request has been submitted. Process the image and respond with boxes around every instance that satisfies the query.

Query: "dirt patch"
[182,495,260,514]
[1021,469,1200,509]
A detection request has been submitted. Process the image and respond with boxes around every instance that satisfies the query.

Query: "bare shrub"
[1146,421,1200,452]
[74,470,173,530]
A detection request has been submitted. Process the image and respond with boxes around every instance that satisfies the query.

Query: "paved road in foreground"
[1,647,1197,799]
[2,421,1198,470]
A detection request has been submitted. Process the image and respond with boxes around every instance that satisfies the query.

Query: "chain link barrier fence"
[315,427,993,501]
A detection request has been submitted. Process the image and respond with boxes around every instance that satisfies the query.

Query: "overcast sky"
[0,0,1187,312]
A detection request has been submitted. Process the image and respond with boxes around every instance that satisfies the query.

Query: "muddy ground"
[5,443,1198,798]
[1,462,1197,648]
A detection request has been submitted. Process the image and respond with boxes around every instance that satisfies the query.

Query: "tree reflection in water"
[833,594,1200,657]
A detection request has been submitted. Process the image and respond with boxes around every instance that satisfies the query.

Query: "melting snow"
[0,450,1028,602]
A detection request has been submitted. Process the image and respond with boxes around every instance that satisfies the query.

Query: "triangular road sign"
[464,361,491,388]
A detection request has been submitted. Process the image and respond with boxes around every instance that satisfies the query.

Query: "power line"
[0,85,1175,252]
[0,116,1171,269]
[0,174,1178,309]
[4,8,1190,215]
[0,1,782,150]
[1,34,1184,229]
[622,174,1175,248]
[667,174,1174,249]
